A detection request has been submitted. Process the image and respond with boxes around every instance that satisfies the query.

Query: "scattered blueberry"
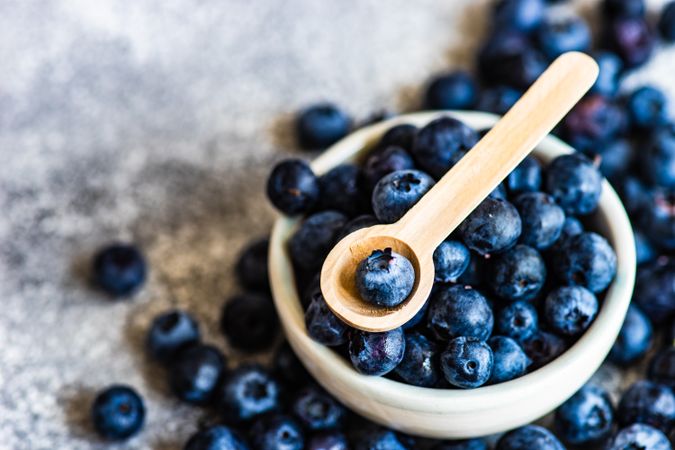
[147,309,200,364]
[605,423,672,450]
[221,294,278,352]
[478,30,547,89]
[363,146,415,191]
[250,414,304,450]
[476,85,522,115]
[424,71,478,110]
[273,342,312,389]
[649,347,675,389]
[642,125,675,188]
[411,117,478,178]
[289,210,348,271]
[427,285,494,341]
[507,156,542,195]
[496,300,539,342]
[496,425,565,450]
[493,0,545,32]
[619,175,650,215]
[618,380,675,433]
[440,336,494,389]
[169,344,226,405]
[634,257,675,323]
[93,243,147,297]
[305,291,349,347]
[561,95,626,151]
[184,425,249,450]
[641,188,675,251]
[267,159,320,215]
[318,164,367,216]
[590,51,623,97]
[348,328,405,376]
[592,138,632,180]
[355,248,415,308]
[604,17,654,68]
[628,86,669,131]
[394,331,441,387]
[296,103,351,150]
[371,169,435,223]
[536,12,591,59]
[609,304,653,366]
[522,331,567,371]
[603,0,645,19]
[659,1,675,42]
[91,385,145,441]
[218,365,280,422]
[554,384,614,445]
[552,232,617,293]
[236,238,270,293]
[488,336,529,384]
[433,240,471,283]
[458,197,522,256]
[545,153,603,216]
[544,286,598,337]
[635,231,657,265]
[291,386,345,431]
[489,245,547,301]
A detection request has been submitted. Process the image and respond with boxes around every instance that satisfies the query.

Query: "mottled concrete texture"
[0,0,673,448]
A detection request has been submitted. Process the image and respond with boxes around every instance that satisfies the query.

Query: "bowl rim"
[269,110,636,413]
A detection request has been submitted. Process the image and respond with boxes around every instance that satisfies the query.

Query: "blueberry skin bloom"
[433,240,471,283]
[628,86,669,131]
[289,210,348,271]
[554,384,614,446]
[291,386,345,431]
[146,309,200,364]
[236,238,269,293]
[318,164,367,216]
[348,328,405,376]
[544,286,598,337]
[220,294,278,352]
[649,347,675,389]
[552,232,617,293]
[433,439,488,450]
[618,380,675,433]
[424,71,478,110]
[659,2,675,42]
[536,13,591,59]
[440,337,494,389]
[488,336,529,384]
[507,156,542,195]
[496,425,565,450]
[496,300,539,342]
[218,365,279,422]
[306,431,348,450]
[411,117,478,179]
[371,169,435,223]
[296,103,351,150]
[605,424,671,450]
[522,331,567,370]
[355,249,415,308]
[514,192,565,250]
[169,344,226,405]
[458,197,522,256]
[91,385,145,440]
[427,285,494,341]
[642,125,675,188]
[489,245,546,301]
[184,425,249,450]
[609,304,653,366]
[93,243,147,297]
[266,159,320,215]
[393,331,441,387]
[250,414,304,450]
[305,292,349,347]
[545,154,602,216]
[363,146,415,191]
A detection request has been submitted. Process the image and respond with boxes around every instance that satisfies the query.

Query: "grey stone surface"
[0,0,673,449]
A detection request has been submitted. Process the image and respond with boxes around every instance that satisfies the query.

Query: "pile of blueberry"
[81,0,675,448]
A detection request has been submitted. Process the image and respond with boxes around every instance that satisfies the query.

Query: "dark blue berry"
[401,299,430,330]
[377,124,418,152]
[371,170,435,223]
[440,337,493,389]
[552,232,617,293]
[561,95,626,152]
[507,156,542,195]
[496,425,565,450]
[267,159,320,215]
[489,245,546,301]
[603,0,645,19]
[296,103,351,150]
[93,243,147,297]
[457,252,488,286]
[554,384,614,446]
[424,71,478,110]
[619,175,649,215]
[91,385,145,441]
[478,30,547,89]
[353,427,408,450]
[433,240,471,283]
[544,286,598,337]
[433,439,488,450]
[411,117,478,179]
[169,344,226,405]
[393,331,441,387]
[536,13,591,59]
[592,138,632,180]
[514,193,565,250]
[250,414,304,450]
[604,17,654,68]
[642,125,675,188]
[338,215,379,240]
[306,431,348,450]
[355,248,415,308]
[649,347,675,389]
[605,424,671,450]
[221,294,278,352]
[305,291,349,347]
[634,258,675,323]
[635,231,656,265]
[488,336,529,384]
[590,51,623,97]
[427,285,494,341]
[273,342,311,389]
[147,309,200,364]
[236,238,270,293]
[628,86,669,131]
[496,300,539,342]
[218,365,280,422]
[522,331,567,370]
[318,164,367,216]
[559,216,583,242]
[659,2,675,42]
[609,304,653,366]
[363,146,415,191]
[348,328,405,376]
[545,154,603,215]
[641,189,675,250]
[459,197,522,256]
[493,0,545,32]
[476,86,521,115]
[184,425,249,450]
[291,386,345,431]
[290,211,348,271]
[617,380,675,433]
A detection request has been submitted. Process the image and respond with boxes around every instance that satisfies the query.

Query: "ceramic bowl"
[269,111,636,439]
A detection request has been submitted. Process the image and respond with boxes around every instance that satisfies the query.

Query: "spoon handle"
[391,51,599,255]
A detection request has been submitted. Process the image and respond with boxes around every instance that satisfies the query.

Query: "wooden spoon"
[320,52,599,332]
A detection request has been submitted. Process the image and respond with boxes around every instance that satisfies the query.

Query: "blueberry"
[590,51,623,97]
[371,170,435,223]
[432,439,488,450]
[605,423,671,450]
[411,117,478,179]
[218,365,280,422]
[290,211,348,271]
[642,125,675,188]
[592,138,632,180]
[433,240,471,283]
[93,243,147,297]
[169,344,226,404]
[544,286,598,337]
[457,253,488,286]
[220,294,278,352]
[552,232,617,293]
[305,291,349,347]
[393,331,441,387]
[306,431,349,450]
[603,0,645,19]
[424,71,478,110]
[628,86,669,131]
[493,0,545,32]
[338,215,379,240]
[536,13,591,59]
[478,30,547,89]
[349,328,405,376]
[184,425,249,450]
[377,124,418,152]
[250,414,304,450]
[146,309,200,364]
[659,2,675,42]
[427,285,494,341]
[489,245,546,301]
[617,380,675,433]
[236,238,270,293]
[604,17,654,68]
[514,192,565,250]
[296,103,351,150]
[272,342,312,389]
[353,427,408,450]
[507,156,542,195]
[545,154,603,215]
[291,386,345,431]
[522,331,567,370]
[635,231,656,265]
[554,384,614,445]
[496,425,565,450]
[363,146,415,191]
[609,304,653,366]
[496,300,539,342]
[355,248,415,308]
[561,95,626,152]
[559,216,583,242]
[476,86,522,115]
[619,175,650,215]
[649,348,675,389]
[641,189,675,250]
[459,197,522,256]
[401,299,430,330]
[318,164,367,216]
[440,337,493,389]
[634,258,675,323]
[267,159,320,215]
[488,336,529,384]
[91,385,145,440]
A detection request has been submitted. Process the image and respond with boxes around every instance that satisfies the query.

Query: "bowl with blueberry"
[267,110,635,439]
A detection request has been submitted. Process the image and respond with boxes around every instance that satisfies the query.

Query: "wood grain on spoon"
[320,52,599,332]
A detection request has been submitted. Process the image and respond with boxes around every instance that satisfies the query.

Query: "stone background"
[0,0,673,449]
